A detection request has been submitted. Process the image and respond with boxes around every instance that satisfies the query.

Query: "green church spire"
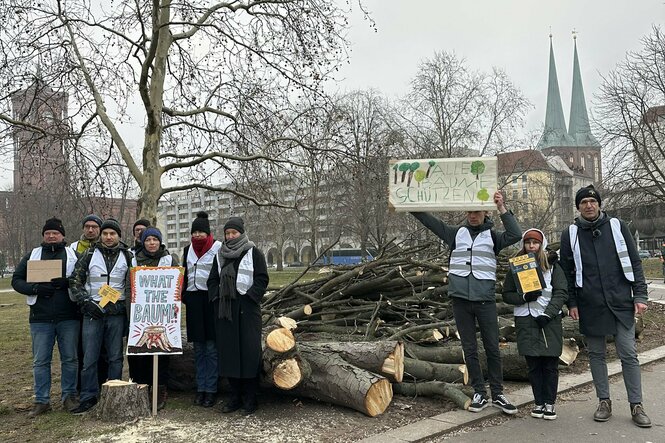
[568,34,600,147]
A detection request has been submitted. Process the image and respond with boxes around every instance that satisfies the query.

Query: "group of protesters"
[12,210,268,418]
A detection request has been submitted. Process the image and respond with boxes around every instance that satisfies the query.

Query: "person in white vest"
[411,191,521,415]
[69,217,132,414]
[208,216,269,415]
[559,185,651,428]
[70,214,102,255]
[126,227,178,410]
[502,229,568,420]
[182,211,222,408]
[11,217,80,417]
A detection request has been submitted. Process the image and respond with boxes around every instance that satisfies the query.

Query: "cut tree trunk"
[95,380,151,421]
[404,343,464,364]
[393,381,472,410]
[403,357,467,384]
[263,354,312,390]
[264,326,296,354]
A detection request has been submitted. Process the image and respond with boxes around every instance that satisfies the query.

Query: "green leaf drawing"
[426,160,435,178]
[477,188,490,202]
[414,169,426,185]
[399,163,410,183]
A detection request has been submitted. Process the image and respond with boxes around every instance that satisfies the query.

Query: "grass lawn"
[267,268,327,289]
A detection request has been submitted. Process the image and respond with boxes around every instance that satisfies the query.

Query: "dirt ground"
[2,302,665,443]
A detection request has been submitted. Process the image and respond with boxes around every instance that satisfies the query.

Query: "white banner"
[388,157,498,211]
[127,266,185,355]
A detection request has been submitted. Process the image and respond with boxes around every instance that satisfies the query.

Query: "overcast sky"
[333,0,664,133]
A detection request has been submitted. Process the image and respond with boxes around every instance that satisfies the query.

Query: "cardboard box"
[26,260,63,283]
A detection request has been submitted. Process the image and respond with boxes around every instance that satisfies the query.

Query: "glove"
[51,277,70,290]
[82,300,106,320]
[523,290,542,302]
[535,314,551,329]
[35,284,56,298]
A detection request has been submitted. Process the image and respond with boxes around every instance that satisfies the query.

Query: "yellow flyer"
[508,253,545,294]
[98,284,121,307]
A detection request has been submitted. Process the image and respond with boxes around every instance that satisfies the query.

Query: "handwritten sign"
[508,253,546,294]
[388,157,498,211]
[127,267,185,355]
[98,284,121,307]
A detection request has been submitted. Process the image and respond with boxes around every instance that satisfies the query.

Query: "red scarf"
[191,235,214,258]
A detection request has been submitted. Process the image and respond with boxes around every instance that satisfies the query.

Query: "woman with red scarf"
[182,212,222,408]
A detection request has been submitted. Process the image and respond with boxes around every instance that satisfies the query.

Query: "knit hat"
[575,185,601,208]
[43,217,65,236]
[191,211,211,235]
[523,229,543,244]
[141,227,163,245]
[133,218,151,231]
[100,218,122,236]
[81,214,102,228]
[223,216,245,234]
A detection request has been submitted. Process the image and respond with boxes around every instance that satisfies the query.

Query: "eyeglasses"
[579,199,598,206]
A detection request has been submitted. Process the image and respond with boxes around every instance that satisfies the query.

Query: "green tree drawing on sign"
[470,160,486,179]
[407,162,420,186]
[399,163,410,183]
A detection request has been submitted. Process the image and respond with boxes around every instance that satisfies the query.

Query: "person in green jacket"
[502,228,568,420]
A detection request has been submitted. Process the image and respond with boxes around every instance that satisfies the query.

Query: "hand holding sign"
[98,284,121,307]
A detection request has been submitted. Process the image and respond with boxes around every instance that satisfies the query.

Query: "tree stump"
[95,380,151,421]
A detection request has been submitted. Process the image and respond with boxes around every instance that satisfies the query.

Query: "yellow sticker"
[98,284,121,307]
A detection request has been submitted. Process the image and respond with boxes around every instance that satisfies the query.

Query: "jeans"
[80,314,125,402]
[30,320,79,404]
[194,340,218,393]
[586,319,642,403]
[525,356,559,405]
[452,297,503,398]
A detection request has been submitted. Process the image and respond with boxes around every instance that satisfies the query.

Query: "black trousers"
[228,376,259,407]
[128,355,170,385]
[525,355,559,405]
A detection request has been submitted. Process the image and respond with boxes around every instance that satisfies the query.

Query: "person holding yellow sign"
[502,229,568,420]
[69,218,132,414]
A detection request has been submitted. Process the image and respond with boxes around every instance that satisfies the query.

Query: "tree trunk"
[95,380,151,421]
[264,326,296,354]
[263,353,312,390]
[393,381,472,410]
[403,357,467,384]
[404,343,464,364]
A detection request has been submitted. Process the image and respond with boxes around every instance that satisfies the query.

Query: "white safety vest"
[186,241,222,291]
[217,248,255,295]
[569,218,634,287]
[84,249,128,302]
[131,255,174,268]
[514,268,554,317]
[26,246,78,306]
[449,228,496,280]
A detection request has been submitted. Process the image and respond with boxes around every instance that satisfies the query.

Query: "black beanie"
[133,218,151,231]
[43,217,65,236]
[575,185,602,208]
[81,214,102,228]
[101,218,122,236]
[191,211,211,235]
[223,216,245,234]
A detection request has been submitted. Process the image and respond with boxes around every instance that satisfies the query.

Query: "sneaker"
[71,398,97,415]
[63,395,79,412]
[492,394,518,415]
[593,399,612,422]
[630,403,652,428]
[543,403,557,420]
[27,403,51,418]
[530,404,544,418]
[468,393,489,412]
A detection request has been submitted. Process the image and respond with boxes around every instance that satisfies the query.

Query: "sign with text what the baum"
[127,266,185,355]
[388,157,498,211]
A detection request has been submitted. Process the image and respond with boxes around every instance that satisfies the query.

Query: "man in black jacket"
[12,217,80,417]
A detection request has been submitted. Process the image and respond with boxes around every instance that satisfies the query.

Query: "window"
[521,175,527,198]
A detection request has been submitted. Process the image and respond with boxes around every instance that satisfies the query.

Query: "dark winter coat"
[411,211,522,302]
[182,245,216,343]
[559,213,648,336]
[503,262,568,357]
[12,241,80,323]
[208,248,269,379]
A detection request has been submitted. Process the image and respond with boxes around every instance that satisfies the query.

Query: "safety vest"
[449,228,496,280]
[514,268,553,317]
[569,218,635,287]
[84,249,128,301]
[217,248,255,295]
[186,241,222,291]
[26,246,78,306]
[131,255,173,267]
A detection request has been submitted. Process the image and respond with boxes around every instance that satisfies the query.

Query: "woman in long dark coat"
[208,216,269,415]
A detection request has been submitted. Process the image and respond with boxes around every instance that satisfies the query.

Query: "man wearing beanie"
[131,218,151,255]
[560,185,651,427]
[69,217,132,414]
[411,191,522,415]
[70,214,102,255]
[12,217,80,417]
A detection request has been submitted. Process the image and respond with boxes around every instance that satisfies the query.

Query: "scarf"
[191,235,214,258]
[217,233,255,320]
[576,211,606,230]
[76,236,94,254]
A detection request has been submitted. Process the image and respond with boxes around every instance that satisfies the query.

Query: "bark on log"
[393,381,472,410]
[95,380,151,421]
[404,343,465,364]
[403,357,467,384]
[299,341,404,382]
[291,347,393,416]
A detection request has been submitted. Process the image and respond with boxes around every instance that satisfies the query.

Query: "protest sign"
[26,259,62,282]
[508,253,546,294]
[127,266,184,355]
[388,157,498,211]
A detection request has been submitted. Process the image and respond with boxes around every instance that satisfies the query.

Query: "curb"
[357,345,665,443]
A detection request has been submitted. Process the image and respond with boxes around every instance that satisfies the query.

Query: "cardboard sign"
[388,157,498,212]
[98,284,121,307]
[508,253,546,294]
[26,259,62,283]
[127,267,185,355]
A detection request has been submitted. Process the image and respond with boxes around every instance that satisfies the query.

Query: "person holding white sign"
[11,217,80,418]
[208,216,269,416]
[126,227,178,410]
[411,191,521,415]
